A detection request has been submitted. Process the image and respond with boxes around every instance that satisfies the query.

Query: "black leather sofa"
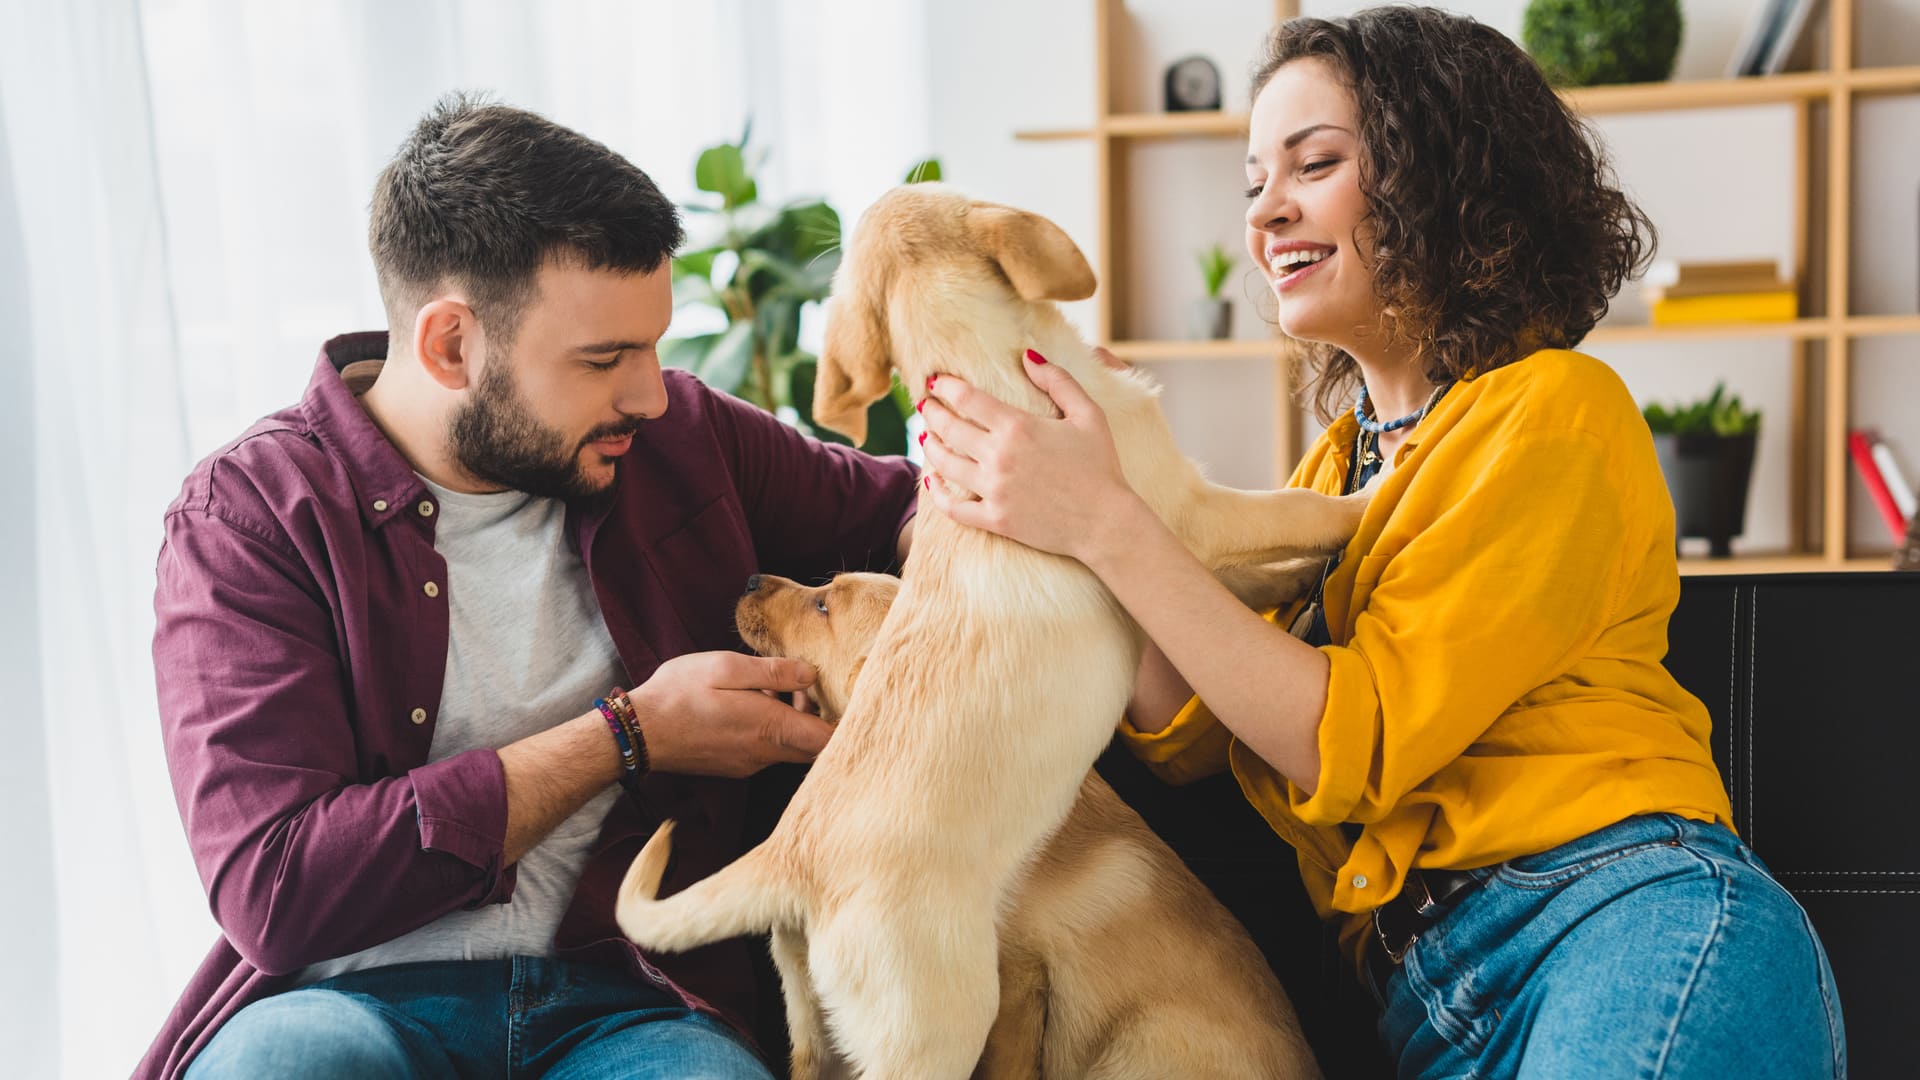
[1098,571,1917,1078]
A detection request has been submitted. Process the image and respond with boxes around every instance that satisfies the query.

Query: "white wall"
[925,0,1920,556]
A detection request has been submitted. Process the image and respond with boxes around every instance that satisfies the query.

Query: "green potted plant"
[1192,243,1235,340]
[663,125,939,455]
[1643,381,1762,557]
[1521,0,1684,88]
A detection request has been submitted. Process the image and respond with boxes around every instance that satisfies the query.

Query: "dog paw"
[1215,558,1325,611]
[1336,488,1373,530]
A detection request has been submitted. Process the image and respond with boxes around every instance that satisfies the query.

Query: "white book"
[1871,439,1917,520]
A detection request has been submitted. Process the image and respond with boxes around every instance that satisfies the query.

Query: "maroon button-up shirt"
[138,332,918,1079]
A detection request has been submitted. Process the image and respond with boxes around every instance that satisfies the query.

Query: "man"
[139,96,917,1079]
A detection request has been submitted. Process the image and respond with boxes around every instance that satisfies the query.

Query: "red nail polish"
[926,373,938,390]
[917,432,927,446]
[1025,349,1048,365]
[915,399,925,414]
[923,475,931,489]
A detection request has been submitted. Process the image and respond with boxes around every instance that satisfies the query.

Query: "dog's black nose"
[743,574,763,596]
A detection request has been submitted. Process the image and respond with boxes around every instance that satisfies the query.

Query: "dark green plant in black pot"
[1644,381,1762,558]
[1522,0,1684,88]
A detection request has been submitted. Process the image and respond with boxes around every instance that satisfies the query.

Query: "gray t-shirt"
[297,477,626,984]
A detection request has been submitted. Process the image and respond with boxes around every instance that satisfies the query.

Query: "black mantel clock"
[1164,55,1223,112]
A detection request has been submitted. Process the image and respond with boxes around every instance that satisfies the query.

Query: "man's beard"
[447,355,639,500]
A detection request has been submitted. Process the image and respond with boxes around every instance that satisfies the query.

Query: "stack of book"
[1643,259,1799,325]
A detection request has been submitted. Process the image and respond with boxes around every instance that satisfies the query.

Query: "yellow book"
[1649,290,1799,325]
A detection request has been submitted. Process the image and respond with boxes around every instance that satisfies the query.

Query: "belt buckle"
[1372,870,1436,965]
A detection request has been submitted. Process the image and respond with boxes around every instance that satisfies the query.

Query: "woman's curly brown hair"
[1252,5,1657,423]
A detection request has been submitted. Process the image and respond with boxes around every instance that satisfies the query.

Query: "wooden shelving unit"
[1018,0,1915,575]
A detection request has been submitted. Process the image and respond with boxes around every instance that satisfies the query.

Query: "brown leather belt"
[1365,867,1483,996]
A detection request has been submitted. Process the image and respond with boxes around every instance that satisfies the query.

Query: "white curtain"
[0,2,931,1075]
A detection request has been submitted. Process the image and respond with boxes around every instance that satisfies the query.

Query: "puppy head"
[813,183,1097,444]
[734,571,901,721]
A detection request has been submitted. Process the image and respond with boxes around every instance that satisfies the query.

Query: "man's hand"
[630,651,831,778]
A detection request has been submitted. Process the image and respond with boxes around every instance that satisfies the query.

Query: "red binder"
[1849,430,1908,544]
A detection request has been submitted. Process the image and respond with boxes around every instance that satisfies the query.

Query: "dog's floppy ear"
[967,204,1097,302]
[814,293,894,446]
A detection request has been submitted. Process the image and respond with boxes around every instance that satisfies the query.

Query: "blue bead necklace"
[1353,382,1448,435]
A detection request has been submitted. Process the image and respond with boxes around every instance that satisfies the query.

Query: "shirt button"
[1352,875,1369,890]
[423,581,440,598]
[372,499,388,512]
[418,500,434,517]
[410,707,427,725]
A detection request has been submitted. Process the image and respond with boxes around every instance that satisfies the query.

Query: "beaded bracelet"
[595,695,645,797]
[608,687,650,776]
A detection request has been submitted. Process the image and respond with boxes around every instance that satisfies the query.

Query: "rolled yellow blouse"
[1120,349,1734,971]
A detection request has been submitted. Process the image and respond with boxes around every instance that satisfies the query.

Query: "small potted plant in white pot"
[1192,243,1235,340]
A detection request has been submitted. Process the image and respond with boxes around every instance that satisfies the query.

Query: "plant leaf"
[904,157,943,184]
[698,321,757,395]
[659,332,719,373]
[674,248,722,281]
[695,144,755,209]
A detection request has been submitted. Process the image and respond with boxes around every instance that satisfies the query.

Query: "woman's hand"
[918,348,1143,562]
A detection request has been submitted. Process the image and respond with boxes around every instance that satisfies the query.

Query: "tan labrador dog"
[616,183,1363,1078]
[735,571,1322,1080]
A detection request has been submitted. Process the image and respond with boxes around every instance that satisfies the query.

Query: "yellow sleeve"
[1116,604,1297,786]
[1288,428,1633,827]
[1116,698,1233,785]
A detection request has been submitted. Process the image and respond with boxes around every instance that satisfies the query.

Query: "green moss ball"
[1522,0,1684,87]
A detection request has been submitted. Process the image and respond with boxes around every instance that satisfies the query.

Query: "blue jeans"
[185,956,773,1079]
[1372,814,1846,1078]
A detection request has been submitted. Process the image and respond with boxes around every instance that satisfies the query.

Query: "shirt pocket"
[646,497,757,651]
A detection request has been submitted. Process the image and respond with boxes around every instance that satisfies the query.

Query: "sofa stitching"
[1780,871,1920,876]
[1748,584,1757,847]
[1724,587,1737,787]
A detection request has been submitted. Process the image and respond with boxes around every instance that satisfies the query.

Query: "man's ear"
[413,297,478,391]
[814,294,895,445]
[966,204,1097,302]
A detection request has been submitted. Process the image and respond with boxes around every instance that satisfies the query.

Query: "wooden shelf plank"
[1678,554,1892,575]
[1848,66,1920,96]
[1587,318,1835,344]
[1108,339,1287,361]
[1117,316,1919,357]
[1564,72,1838,115]
[1106,111,1248,138]
[1013,126,1096,141]
[1017,66,1920,143]
[1845,314,1920,337]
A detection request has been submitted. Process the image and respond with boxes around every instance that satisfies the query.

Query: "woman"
[916,7,1844,1077]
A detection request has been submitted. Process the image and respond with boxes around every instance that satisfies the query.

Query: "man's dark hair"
[370,93,685,346]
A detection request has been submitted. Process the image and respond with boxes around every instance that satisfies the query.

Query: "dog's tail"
[615,821,793,952]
